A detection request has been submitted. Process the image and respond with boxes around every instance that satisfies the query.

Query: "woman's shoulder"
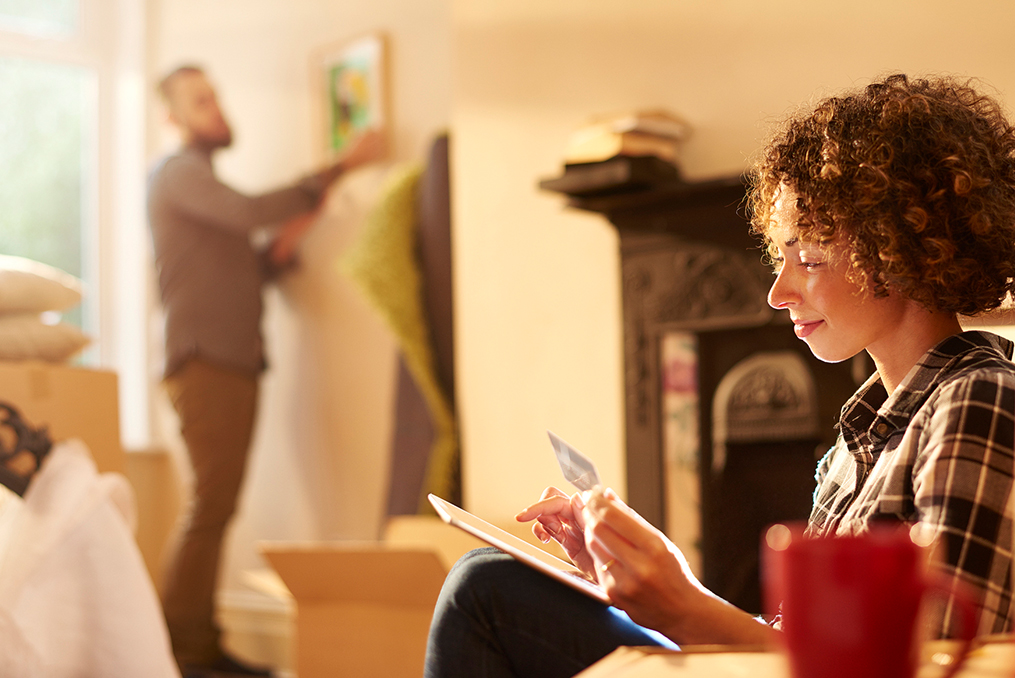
[937,331,1015,381]
[921,333,1015,421]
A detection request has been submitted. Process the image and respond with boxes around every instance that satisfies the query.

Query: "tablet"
[428,493,610,605]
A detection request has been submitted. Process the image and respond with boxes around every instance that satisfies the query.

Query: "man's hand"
[267,208,320,270]
[316,128,386,187]
[339,128,385,171]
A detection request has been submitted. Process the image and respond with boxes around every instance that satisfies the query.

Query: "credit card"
[548,430,602,492]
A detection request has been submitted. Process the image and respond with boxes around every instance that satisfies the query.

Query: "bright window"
[0,56,94,330]
[0,0,78,37]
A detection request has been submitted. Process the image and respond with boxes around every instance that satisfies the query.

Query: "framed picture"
[314,33,387,160]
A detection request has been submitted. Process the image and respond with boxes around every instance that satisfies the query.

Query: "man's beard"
[194,128,233,150]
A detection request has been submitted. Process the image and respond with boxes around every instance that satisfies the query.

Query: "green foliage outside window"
[0,56,90,327]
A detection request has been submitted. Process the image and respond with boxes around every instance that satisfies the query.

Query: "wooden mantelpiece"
[566,177,752,247]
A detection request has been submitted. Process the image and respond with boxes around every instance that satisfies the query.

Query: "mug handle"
[923,574,978,678]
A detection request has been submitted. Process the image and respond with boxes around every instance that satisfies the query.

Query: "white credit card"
[548,430,601,492]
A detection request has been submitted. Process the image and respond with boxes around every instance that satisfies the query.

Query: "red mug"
[762,523,976,678]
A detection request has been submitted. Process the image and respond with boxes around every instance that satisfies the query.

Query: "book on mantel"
[539,155,680,197]
[563,109,690,165]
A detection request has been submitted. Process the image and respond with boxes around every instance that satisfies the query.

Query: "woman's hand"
[516,487,597,579]
[581,487,778,647]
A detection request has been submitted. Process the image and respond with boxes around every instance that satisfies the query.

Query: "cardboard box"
[0,360,123,474]
[382,514,490,570]
[258,515,571,678]
[261,543,448,678]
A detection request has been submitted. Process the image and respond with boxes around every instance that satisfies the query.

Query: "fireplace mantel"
[564,176,751,245]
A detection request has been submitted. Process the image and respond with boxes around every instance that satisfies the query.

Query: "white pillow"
[0,313,90,362]
[0,255,83,313]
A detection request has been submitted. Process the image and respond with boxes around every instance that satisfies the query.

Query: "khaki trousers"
[162,358,259,666]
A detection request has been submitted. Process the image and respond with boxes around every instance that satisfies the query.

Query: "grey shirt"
[147,145,325,377]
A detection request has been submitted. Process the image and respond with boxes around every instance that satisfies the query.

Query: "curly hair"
[748,73,1015,316]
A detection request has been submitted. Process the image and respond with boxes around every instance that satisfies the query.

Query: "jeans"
[425,548,677,678]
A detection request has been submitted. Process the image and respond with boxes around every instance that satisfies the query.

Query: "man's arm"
[305,128,386,190]
[153,152,320,234]
[153,129,385,239]
[266,129,386,267]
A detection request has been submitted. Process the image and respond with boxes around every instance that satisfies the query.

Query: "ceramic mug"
[762,523,976,678]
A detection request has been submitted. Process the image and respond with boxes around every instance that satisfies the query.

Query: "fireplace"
[555,177,864,613]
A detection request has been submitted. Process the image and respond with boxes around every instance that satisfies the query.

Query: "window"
[0,56,94,331]
[0,0,149,447]
[0,0,78,37]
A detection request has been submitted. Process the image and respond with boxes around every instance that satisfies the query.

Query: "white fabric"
[0,255,83,313]
[0,313,90,362]
[0,440,180,678]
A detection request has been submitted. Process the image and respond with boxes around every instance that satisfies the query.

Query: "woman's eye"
[802,262,822,270]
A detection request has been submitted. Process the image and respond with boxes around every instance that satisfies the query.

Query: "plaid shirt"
[808,331,1015,638]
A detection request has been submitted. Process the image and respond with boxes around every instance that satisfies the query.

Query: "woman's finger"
[515,488,572,522]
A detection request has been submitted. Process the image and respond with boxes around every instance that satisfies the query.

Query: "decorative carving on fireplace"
[625,244,773,331]
[712,351,819,474]
[622,239,774,431]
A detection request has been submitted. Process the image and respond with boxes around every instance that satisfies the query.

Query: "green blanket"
[338,163,457,512]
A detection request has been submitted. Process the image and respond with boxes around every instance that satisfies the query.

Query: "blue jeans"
[425,548,678,678]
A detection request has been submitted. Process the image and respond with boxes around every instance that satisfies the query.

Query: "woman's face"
[765,191,910,364]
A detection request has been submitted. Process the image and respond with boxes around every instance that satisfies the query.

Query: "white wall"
[147,0,452,591]
[451,0,1015,521]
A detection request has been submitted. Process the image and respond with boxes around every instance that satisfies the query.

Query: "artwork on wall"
[315,33,387,160]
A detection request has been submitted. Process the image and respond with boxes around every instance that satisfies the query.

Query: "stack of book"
[540,110,690,197]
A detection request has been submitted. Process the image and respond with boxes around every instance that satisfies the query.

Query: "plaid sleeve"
[806,442,851,535]
[912,373,1015,637]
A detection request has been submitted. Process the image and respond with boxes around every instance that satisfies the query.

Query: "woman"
[425,74,1015,678]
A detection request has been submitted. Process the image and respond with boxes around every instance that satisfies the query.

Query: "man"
[148,65,382,677]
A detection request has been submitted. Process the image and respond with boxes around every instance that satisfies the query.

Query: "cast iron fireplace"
[555,177,863,613]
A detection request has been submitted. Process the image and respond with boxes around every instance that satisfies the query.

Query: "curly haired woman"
[424,74,1015,678]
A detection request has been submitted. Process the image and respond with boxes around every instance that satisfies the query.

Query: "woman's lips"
[793,319,823,338]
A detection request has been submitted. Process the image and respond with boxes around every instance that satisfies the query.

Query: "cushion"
[0,314,90,362]
[0,255,83,313]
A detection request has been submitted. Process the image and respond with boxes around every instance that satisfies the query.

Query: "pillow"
[0,255,83,313]
[0,313,90,362]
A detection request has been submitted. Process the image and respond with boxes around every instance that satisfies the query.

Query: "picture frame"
[313,33,387,161]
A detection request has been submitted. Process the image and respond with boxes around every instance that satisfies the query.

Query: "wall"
[147,0,452,594]
[451,0,1015,521]
[145,0,1015,602]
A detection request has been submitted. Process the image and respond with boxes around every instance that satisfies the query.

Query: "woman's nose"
[767,266,798,309]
